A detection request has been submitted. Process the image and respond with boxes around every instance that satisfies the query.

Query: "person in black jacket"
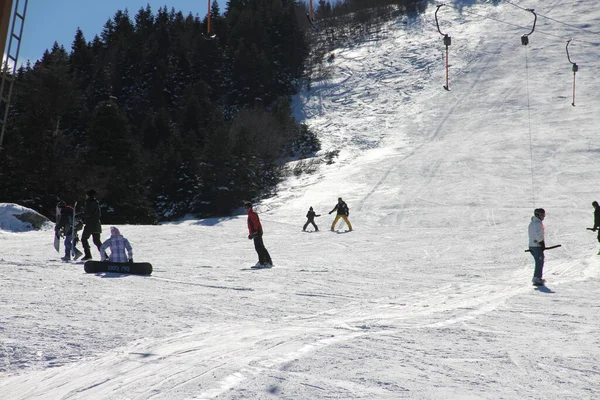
[328,197,353,231]
[81,189,104,260]
[303,207,321,231]
[591,201,600,254]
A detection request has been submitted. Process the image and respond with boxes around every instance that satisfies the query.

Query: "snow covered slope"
[1,0,600,398]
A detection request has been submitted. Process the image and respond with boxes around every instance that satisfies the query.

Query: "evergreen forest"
[0,0,426,223]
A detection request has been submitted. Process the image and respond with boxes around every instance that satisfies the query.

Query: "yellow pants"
[331,215,352,231]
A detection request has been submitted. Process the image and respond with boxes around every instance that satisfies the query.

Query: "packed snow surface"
[1,0,600,398]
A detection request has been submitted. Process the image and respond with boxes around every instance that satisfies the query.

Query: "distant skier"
[329,197,352,231]
[54,200,83,261]
[245,201,273,268]
[81,189,104,260]
[591,201,600,254]
[100,226,133,263]
[528,208,546,286]
[303,207,321,231]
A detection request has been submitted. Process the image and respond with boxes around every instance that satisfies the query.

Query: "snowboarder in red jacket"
[245,201,272,268]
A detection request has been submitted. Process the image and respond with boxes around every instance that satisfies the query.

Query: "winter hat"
[534,208,546,218]
[86,189,96,197]
[309,206,313,211]
[244,201,252,209]
[593,201,599,208]
[110,226,120,236]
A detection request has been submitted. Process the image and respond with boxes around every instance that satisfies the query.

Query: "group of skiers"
[527,201,600,286]
[55,189,133,263]
[245,197,352,268]
[55,193,353,270]
[58,194,600,282]
[302,197,352,233]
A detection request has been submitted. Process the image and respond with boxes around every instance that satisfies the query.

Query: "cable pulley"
[520,8,537,46]
[566,39,578,106]
[435,4,451,90]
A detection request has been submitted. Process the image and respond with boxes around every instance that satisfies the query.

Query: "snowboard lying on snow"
[84,260,153,275]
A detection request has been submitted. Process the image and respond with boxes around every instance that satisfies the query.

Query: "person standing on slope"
[100,227,133,262]
[81,189,104,260]
[303,207,321,232]
[329,197,352,232]
[54,200,83,261]
[591,201,600,254]
[245,201,273,268]
[528,208,546,286]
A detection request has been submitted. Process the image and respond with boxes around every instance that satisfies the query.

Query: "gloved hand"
[128,258,134,263]
[248,235,253,240]
[328,211,332,215]
[539,240,545,250]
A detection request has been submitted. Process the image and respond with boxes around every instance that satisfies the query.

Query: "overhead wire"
[443,3,600,48]
[504,0,600,37]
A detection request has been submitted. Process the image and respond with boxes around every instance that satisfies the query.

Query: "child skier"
[303,207,321,231]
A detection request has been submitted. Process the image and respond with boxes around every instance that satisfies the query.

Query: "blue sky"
[14,1,226,64]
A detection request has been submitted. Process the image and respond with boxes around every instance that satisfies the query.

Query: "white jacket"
[528,216,544,247]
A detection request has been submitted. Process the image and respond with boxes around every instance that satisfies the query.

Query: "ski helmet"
[534,208,546,218]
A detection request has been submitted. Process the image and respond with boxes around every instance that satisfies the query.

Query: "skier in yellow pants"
[329,197,353,231]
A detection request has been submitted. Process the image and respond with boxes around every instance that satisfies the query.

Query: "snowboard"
[54,205,61,252]
[84,261,153,275]
[71,201,77,258]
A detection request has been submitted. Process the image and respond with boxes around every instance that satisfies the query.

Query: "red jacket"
[247,209,263,237]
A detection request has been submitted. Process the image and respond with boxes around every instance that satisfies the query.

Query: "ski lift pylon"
[435,4,451,91]
[202,0,217,40]
[566,39,578,106]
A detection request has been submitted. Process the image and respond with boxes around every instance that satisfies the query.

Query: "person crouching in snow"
[100,226,133,262]
[303,206,321,231]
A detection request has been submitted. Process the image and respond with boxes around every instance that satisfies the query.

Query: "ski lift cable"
[517,6,537,207]
[504,0,600,37]
[446,4,599,47]
[525,44,537,208]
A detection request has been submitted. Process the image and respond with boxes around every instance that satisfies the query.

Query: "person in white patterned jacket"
[100,226,134,263]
